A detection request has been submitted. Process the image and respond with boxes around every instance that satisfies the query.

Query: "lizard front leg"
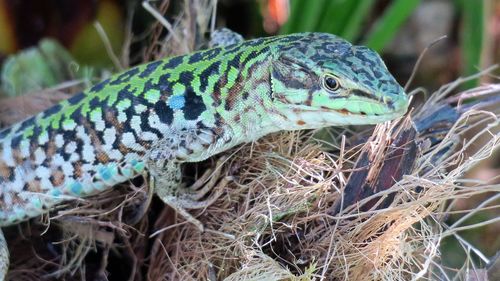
[145,124,234,231]
[148,161,201,231]
[150,161,230,232]
[148,152,229,232]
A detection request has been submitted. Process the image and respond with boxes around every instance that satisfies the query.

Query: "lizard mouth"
[295,107,391,117]
[284,105,407,128]
[329,108,408,119]
[319,102,408,118]
[336,108,369,116]
[288,103,408,126]
[319,106,381,117]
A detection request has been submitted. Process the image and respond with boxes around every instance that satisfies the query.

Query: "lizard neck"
[217,60,283,144]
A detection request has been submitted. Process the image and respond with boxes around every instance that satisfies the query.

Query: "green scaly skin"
[0,32,408,278]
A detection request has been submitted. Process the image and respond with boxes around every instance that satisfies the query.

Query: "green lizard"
[0,31,408,278]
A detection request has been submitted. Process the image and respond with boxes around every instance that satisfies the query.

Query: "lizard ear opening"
[271,55,308,82]
[270,55,317,105]
[270,57,292,102]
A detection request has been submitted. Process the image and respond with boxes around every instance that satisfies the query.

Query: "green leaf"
[316,0,358,35]
[280,0,328,34]
[1,40,75,97]
[459,0,484,88]
[341,0,376,42]
[363,0,421,52]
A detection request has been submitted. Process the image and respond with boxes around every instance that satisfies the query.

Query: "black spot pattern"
[154,101,174,125]
[15,117,36,135]
[184,87,206,120]
[198,61,220,92]
[139,111,162,138]
[109,67,140,86]
[10,135,22,148]
[162,56,184,69]
[158,73,172,92]
[0,127,12,139]
[89,78,110,93]
[139,61,163,78]
[87,98,106,114]
[42,104,63,118]
[188,48,222,64]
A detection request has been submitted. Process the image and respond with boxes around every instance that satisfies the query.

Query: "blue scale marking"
[131,160,145,172]
[70,182,83,195]
[99,167,112,181]
[51,189,61,197]
[168,95,186,109]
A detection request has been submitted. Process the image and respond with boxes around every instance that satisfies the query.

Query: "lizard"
[0,31,409,279]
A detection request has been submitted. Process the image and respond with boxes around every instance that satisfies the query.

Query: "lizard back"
[0,34,287,225]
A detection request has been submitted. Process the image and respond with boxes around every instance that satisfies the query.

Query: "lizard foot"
[179,174,233,209]
[152,156,232,232]
[183,156,228,200]
[155,175,233,232]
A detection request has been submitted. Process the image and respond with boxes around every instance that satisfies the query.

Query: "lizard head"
[269,33,409,129]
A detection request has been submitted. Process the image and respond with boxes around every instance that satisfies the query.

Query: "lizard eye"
[322,74,341,92]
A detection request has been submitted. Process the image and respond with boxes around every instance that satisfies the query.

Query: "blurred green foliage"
[0,39,94,97]
[456,0,484,88]
[280,0,421,52]
[363,0,420,52]
[0,40,72,97]
[280,0,485,88]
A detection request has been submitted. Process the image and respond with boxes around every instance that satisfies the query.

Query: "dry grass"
[134,79,499,281]
[144,82,499,281]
